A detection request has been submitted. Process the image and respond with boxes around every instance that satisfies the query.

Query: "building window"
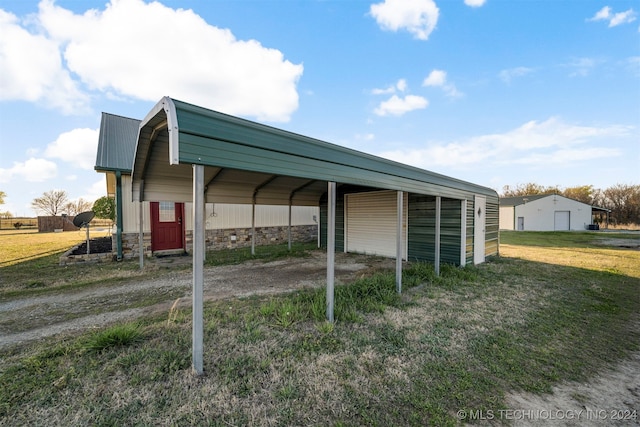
[159,201,175,222]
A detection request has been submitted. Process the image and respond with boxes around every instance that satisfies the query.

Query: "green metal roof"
[131,97,498,205]
[95,112,141,173]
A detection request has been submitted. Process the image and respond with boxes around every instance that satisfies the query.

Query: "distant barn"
[499,194,609,231]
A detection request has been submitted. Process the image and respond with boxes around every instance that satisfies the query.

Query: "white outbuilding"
[499,194,603,231]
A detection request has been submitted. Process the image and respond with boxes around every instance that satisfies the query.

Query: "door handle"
[178,217,182,225]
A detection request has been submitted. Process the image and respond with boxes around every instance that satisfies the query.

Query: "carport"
[131,97,498,374]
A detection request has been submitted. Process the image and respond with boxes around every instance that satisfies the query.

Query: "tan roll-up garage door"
[345,190,407,258]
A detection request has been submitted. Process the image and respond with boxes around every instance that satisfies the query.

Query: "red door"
[150,202,184,251]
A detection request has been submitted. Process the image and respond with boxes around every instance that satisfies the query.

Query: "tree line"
[501,183,640,226]
[2,185,639,227]
[0,190,114,221]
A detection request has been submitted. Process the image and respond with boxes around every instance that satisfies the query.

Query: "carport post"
[326,181,336,323]
[396,191,403,293]
[435,196,441,276]
[251,202,256,256]
[115,171,123,261]
[192,164,205,375]
[138,193,144,270]
[288,202,292,251]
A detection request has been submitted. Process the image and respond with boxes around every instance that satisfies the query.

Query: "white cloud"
[372,78,408,95]
[499,66,534,84]
[591,6,612,21]
[374,94,428,116]
[44,128,100,170]
[2,0,302,121]
[422,69,463,98]
[565,57,597,77]
[464,0,486,8]
[355,133,375,141]
[626,56,640,76]
[423,69,447,87]
[511,147,620,165]
[372,86,396,95]
[610,9,637,27]
[0,158,58,183]
[80,179,108,203]
[370,0,439,40]
[379,117,630,169]
[0,9,89,114]
[588,6,637,27]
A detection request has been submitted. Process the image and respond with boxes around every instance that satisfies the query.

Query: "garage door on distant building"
[554,211,570,230]
[345,191,407,259]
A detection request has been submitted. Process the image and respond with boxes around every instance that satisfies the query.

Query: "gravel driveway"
[0,251,392,349]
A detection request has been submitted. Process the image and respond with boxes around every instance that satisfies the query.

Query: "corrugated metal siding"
[499,206,515,230]
[408,194,436,262]
[95,113,140,172]
[441,198,462,264]
[121,175,150,233]
[122,174,318,233]
[407,194,462,265]
[183,204,318,230]
[485,196,499,257]
[320,187,493,265]
[345,191,407,258]
[320,193,345,252]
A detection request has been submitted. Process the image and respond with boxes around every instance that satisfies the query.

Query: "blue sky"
[0,0,638,216]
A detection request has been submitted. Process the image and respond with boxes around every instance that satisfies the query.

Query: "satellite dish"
[73,211,95,228]
[73,211,95,255]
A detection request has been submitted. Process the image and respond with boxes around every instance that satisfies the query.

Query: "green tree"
[562,185,594,205]
[0,190,5,204]
[501,183,560,197]
[31,190,68,216]
[603,184,640,225]
[92,196,116,222]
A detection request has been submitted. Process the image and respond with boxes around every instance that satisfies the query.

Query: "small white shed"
[499,194,596,231]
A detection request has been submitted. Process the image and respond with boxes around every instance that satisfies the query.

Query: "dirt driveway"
[0,251,392,349]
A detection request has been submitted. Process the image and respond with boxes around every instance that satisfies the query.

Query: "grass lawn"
[1,231,639,426]
[0,229,88,267]
[0,229,150,299]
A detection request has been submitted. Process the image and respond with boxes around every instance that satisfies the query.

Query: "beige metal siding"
[184,204,318,230]
[499,206,515,230]
[121,175,151,233]
[345,191,407,258]
[121,174,318,232]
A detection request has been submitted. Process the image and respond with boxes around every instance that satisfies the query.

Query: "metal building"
[95,113,319,260]
[125,96,499,374]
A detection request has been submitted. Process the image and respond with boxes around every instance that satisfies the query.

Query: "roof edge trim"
[139,96,179,165]
[164,98,180,165]
[94,166,132,173]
